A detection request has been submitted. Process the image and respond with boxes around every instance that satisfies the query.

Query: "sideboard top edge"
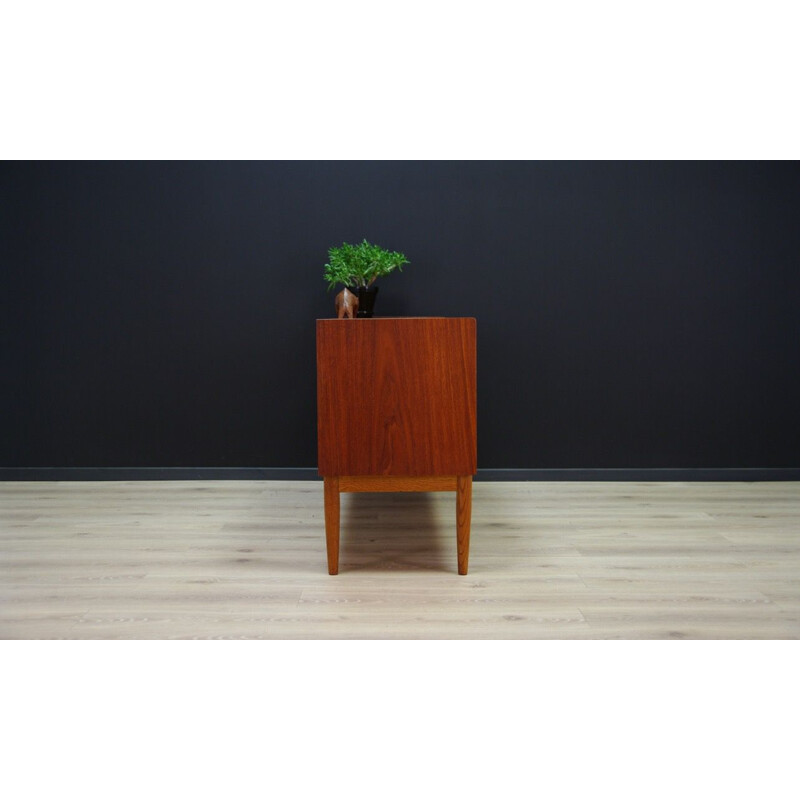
[316,317,476,321]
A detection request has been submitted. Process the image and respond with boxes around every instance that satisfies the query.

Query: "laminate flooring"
[1,480,799,639]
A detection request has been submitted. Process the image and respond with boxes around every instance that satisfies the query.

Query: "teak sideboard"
[316,317,477,575]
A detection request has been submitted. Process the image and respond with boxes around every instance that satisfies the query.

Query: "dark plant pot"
[357,286,379,317]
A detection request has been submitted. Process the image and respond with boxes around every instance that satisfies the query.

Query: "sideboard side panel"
[317,318,476,477]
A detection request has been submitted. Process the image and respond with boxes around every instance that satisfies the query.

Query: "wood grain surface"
[456,476,472,575]
[316,318,477,477]
[2,480,799,639]
[323,477,340,575]
[338,476,459,492]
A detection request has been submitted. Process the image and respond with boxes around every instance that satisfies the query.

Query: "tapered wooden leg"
[323,477,340,575]
[456,475,472,575]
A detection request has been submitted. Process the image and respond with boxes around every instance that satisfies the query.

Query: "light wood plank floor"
[1,480,799,639]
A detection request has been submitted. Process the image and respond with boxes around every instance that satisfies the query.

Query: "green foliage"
[324,239,409,291]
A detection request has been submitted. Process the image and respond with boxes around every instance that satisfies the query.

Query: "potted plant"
[324,239,409,318]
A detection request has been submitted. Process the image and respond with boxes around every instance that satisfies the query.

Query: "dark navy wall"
[2,161,799,473]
